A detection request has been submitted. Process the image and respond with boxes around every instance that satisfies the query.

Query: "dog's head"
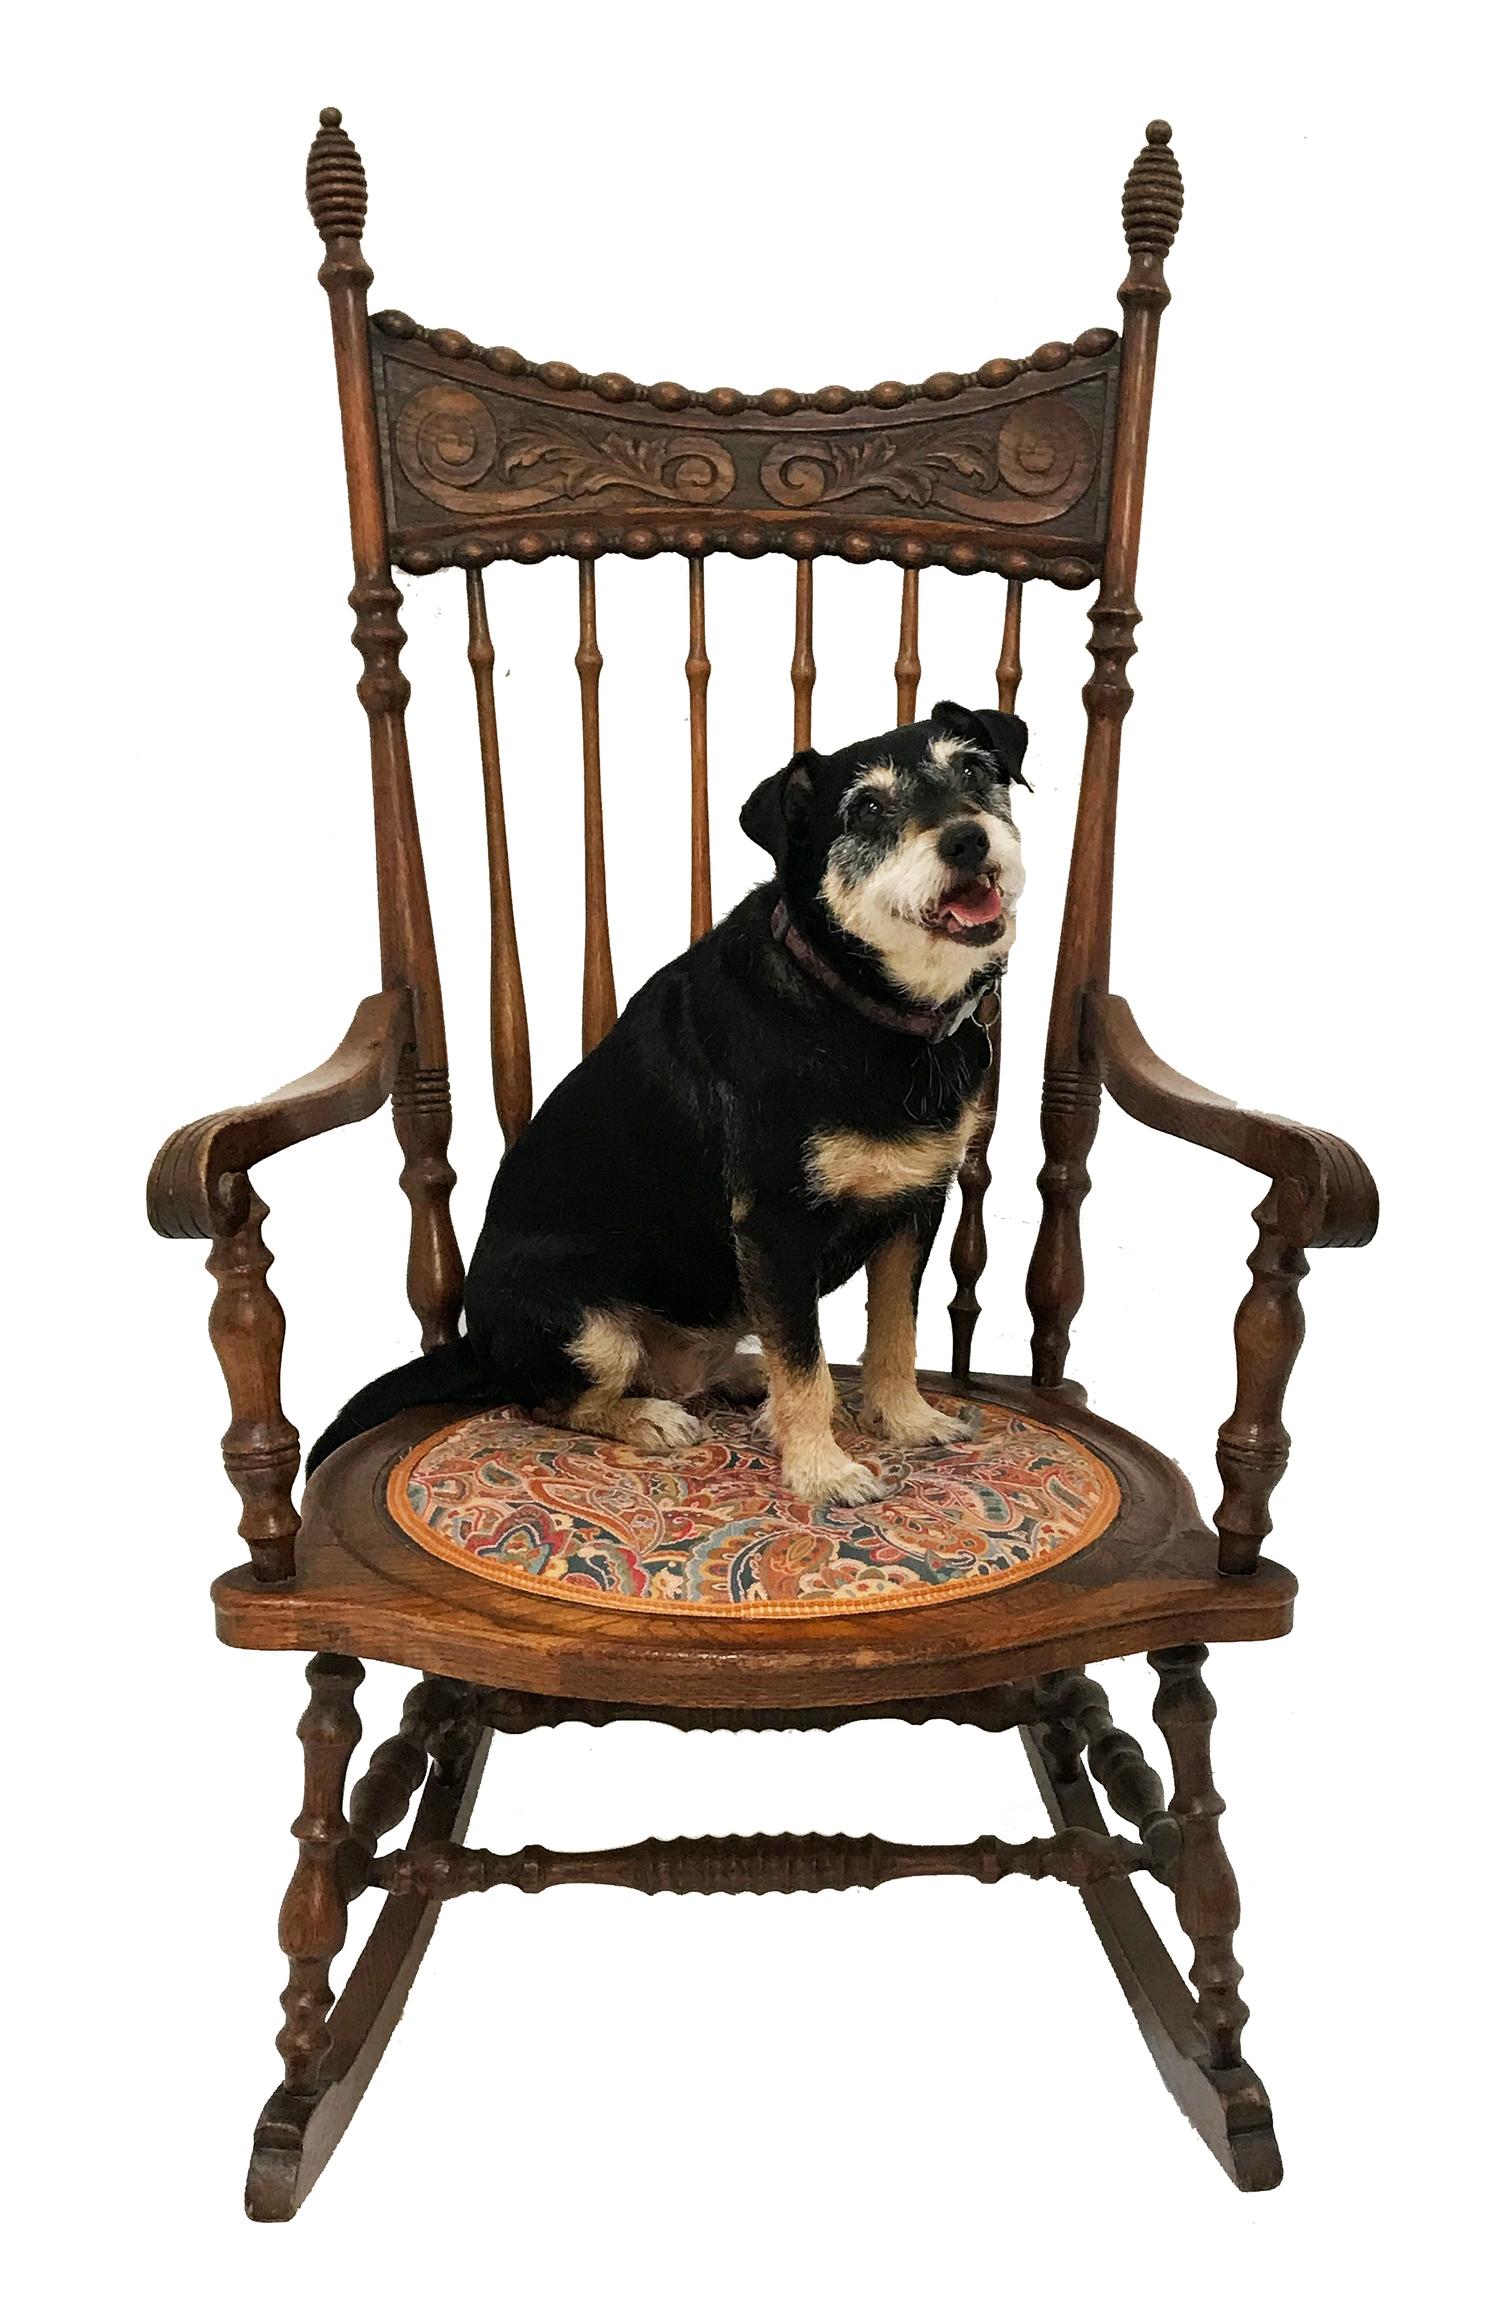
[740,701,1029,1006]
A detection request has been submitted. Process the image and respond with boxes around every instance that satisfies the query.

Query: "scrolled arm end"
[1088,991,1377,1251]
[1084,990,1377,1576]
[146,989,410,1241]
[148,1118,253,1242]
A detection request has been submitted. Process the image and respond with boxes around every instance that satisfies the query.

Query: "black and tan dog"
[308,699,1028,1506]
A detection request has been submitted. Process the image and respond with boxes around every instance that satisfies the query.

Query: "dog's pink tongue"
[945,881,1005,926]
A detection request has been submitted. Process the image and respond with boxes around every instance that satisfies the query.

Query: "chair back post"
[1025,121,1183,1387]
[306,110,464,1346]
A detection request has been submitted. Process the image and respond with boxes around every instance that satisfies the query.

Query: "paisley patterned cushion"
[386,1393,1119,1620]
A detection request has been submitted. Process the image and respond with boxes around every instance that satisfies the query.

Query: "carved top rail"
[369,311,1120,581]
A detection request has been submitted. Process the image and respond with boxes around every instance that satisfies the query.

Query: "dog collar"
[771,900,1000,1042]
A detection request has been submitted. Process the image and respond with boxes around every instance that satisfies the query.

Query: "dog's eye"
[849,792,888,832]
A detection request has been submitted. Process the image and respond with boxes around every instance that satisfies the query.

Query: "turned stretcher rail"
[366,1825,1157,1900]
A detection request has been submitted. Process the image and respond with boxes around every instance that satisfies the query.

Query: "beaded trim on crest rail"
[367,311,1122,580]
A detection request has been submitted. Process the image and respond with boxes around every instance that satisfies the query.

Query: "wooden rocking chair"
[147,110,1378,2219]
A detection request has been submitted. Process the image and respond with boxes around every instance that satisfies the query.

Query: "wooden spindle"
[686,557,712,940]
[1149,1646,1251,2072]
[276,1655,363,2095]
[307,108,462,1349]
[895,569,921,724]
[1027,121,1183,1387]
[791,559,816,751]
[465,570,532,1146]
[575,559,617,1052]
[948,995,1001,1383]
[1213,1190,1310,1574]
[949,577,1027,1380]
[997,577,1024,713]
[206,1183,301,1586]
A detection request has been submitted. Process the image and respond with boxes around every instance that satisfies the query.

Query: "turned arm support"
[146,989,411,1587]
[147,990,411,1241]
[1088,992,1377,1251]
[1087,991,1377,1576]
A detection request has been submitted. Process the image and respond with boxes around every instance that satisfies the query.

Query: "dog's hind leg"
[698,1328,766,1406]
[711,1347,768,1405]
[559,1310,704,1452]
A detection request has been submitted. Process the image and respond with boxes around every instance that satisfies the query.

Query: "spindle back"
[304,108,1183,1389]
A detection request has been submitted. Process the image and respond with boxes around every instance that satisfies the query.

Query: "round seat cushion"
[386,1392,1120,1619]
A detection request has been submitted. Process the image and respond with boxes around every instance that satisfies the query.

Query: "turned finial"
[307,104,367,242]
[1122,118,1183,261]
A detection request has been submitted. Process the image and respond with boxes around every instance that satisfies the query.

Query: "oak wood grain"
[1088,988,1377,1571]
[791,558,815,750]
[686,555,712,938]
[147,991,409,1242]
[308,107,463,1348]
[576,558,617,1051]
[212,1370,1295,1708]
[1089,991,1378,1249]
[465,568,532,1146]
[1027,123,1184,1388]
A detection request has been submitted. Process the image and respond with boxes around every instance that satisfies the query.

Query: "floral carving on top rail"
[759,399,1096,523]
[372,309,1119,417]
[396,384,736,514]
[387,375,1103,533]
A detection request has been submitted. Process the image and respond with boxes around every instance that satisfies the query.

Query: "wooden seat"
[149,109,1376,2221]
[214,1378,1296,1706]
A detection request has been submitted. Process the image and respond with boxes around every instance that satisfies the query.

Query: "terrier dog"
[308,699,1028,1506]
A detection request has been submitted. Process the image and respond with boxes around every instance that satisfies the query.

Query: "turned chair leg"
[276,1654,364,2095]
[1147,1644,1251,2073]
[1022,1650,1281,2191]
[1031,1677,1089,1788]
[246,1664,490,2221]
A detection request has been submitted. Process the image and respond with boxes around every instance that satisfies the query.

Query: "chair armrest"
[1087,991,1378,1250]
[147,989,411,1242]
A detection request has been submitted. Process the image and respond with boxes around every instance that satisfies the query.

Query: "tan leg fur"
[761,1343,885,1508]
[560,1310,703,1452]
[861,1234,969,1448]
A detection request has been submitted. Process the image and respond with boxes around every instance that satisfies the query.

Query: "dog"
[307,698,1028,1506]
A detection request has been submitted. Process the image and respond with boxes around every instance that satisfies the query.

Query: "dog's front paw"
[863,1396,971,1451]
[620,1399,703,1452]
[784,1451,887,1509]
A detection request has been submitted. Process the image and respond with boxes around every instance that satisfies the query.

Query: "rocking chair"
[147,110,1378,2219]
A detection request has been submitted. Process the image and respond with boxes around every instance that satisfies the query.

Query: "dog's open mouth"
[924,872,1007,946]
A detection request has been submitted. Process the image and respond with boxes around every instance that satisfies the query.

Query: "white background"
[6,2,1493,2306]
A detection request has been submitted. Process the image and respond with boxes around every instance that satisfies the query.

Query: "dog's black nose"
[937,818,989,874]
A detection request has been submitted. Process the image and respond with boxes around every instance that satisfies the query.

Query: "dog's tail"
[305,1338,494,1476]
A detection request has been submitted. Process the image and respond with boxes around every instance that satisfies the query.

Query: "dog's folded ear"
[740,751,818,867]
[931,699,1032,790]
